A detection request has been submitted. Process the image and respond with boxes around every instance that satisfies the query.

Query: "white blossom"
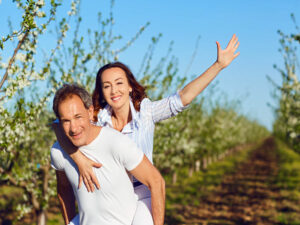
[37,11,46,18]
[18,33,25,41]
[15,53,26,62]
[36,0,45,7]
[0,62,7,69]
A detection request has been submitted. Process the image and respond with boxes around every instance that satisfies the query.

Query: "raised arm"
[179,34,240,106]
[129,155,165,225]
[52,122,101,192]
[56,170,76,225]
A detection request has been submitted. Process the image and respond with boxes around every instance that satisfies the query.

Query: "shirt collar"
[97,98,140,128]
[97,104,113,127]
[129,99,140,127]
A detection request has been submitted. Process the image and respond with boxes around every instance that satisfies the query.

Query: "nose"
[69,120,78,135]
[111,84,117,95]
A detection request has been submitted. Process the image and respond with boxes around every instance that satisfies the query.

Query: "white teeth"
[112,96,121,101]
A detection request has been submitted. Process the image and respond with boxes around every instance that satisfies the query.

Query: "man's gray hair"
[53,83,93,118]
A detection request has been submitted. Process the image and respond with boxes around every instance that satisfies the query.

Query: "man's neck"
[85,125,101,145]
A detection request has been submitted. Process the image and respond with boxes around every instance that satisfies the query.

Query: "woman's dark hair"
[92,62,147,120]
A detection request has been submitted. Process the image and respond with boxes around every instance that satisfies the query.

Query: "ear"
[88,105,94,121]
[129,86,132,93]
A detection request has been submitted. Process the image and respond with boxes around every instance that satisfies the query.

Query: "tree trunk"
[36,209,47,225]
[172,172,177,184]
[207,157,212,166]
[201,158,207,170]
[36,165,50,225]
[188,166,194,177]
[195,160,200,172]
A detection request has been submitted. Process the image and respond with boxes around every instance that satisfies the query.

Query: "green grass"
[0,185,24,211]
[47,212,64,225]
[275,139,300,190]
[3,138,300,225]
[165,143,256,207]
[273,139,300,224]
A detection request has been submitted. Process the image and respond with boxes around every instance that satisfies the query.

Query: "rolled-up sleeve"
[150,90,189,123]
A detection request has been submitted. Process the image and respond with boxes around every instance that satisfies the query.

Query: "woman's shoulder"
[138,97,153,117]
[139,97,152,110]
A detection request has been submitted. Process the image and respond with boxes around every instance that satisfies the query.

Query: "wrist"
[69,149,81,161]
[214,61,225,71]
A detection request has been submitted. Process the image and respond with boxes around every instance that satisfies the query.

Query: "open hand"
[216,34,240,69]
[77,154,102,192]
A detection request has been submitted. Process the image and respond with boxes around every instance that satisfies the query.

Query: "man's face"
[58,95,94,147]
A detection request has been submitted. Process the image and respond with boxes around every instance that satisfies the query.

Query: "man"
[51,84,165,225]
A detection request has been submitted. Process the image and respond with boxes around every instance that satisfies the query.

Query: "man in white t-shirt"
[51,84,165,225]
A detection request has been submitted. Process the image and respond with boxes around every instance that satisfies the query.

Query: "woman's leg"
[132,185,153,225]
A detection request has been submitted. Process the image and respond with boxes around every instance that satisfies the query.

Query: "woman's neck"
[111,105,132,132]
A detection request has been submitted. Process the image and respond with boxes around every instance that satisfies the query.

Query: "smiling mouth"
[71,132,82,139]
[111,96,121,102]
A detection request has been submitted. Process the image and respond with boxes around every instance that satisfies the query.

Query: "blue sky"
[1,0,300,130]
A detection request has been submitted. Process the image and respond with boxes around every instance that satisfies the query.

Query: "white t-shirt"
[51,127,144,225]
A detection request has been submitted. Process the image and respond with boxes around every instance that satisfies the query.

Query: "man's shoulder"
[100,127,135,150]
[51,141,61,150]
[51,141,65,154]
[84,127,128,151]
[50,141,67,171]
[101,126,125,139]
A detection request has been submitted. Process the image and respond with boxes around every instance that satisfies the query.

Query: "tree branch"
[0,30,30,90]
[3,170,40,210]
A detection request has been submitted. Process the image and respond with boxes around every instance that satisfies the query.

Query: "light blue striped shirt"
[96,91,188,164]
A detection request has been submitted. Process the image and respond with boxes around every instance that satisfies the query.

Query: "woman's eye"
[117,82,123,85]
[103,86,109,89]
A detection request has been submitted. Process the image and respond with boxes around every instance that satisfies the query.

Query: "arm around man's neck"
[51,122,102,192]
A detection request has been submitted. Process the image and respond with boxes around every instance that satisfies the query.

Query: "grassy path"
[2,137,300,225]
[166,138,300,225]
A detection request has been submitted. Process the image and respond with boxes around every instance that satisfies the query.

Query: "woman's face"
[101,67,132,112]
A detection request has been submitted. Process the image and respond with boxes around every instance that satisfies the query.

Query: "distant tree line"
[0,1,269,224]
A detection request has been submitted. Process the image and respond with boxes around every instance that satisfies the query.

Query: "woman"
[54,34,240,225]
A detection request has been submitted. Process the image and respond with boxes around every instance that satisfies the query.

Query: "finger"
[216,41,221,53]
[227,34,235,48]
[88,179,94,192]
[232,37,239,49]
[233,41,240,51]
[78,175,83,189]
[83,177,90,192]
[92,162,102,168]
[91,174,100,189]
[228,34,237,49]
[233,52,240,59]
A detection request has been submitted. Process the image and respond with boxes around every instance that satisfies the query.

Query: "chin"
[112,101,128,110]
[71,139,85,147]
